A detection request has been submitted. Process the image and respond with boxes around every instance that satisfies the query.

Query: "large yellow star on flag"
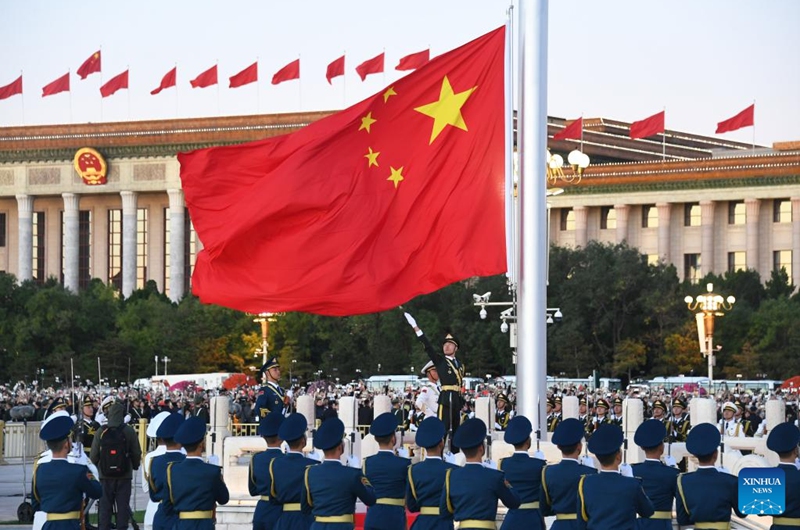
[359,112,377,133]
[364,147,380,167]
[387,166,404,188]
[414,76,477,144]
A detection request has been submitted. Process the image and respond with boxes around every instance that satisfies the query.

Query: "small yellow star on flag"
[383,87,397,103]
[414,76,477,144]
[387,166,404,188]
[359,112,377,133]
[364,147,380,167]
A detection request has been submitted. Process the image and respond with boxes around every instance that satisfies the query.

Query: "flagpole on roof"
[20,70,25,125]
[174,63,179,118]
[216,61,220,116]
[580,112,584,151]
[752,99,756,153]
[68,69,73,123]
[127,65,131,121]
[256,57,261,114]
[662,106,666,161]
[99,46,104,122]
[516,0,548,428]
[342,51,347,108]
[298,55,302,111]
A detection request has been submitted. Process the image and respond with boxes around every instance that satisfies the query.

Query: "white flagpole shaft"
[504,9,516,285]
[517,0,548,428]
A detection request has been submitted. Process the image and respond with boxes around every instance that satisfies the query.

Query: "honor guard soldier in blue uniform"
[499,416,546,530]
[302,417,376,528]
[765,422,800,529]
[362,413,411,530]
[576,424,654,529]
[256,357,286,420]
[675,423,745,529]
[540,418,597,529]
[270,414,319,530]
[630,420,679,529]
[32,415,103,530]
[406,418,456,530]
[405,312,464,452]
[249,413,286,530]
[166,417,230,530]
[440,418,520,529]
[150,413,186,530]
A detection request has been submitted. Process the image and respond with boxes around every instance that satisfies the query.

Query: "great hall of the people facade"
[0,113,798,302]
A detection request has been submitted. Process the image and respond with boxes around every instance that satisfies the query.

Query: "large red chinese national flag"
[77,51,101,80]
[0,75,22,100]
[179,27,506,316]
[629,110,665,139]
[100,70,128,97]
[716,104,754,134]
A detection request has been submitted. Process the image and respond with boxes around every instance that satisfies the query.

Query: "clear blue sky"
[1,0,797,145]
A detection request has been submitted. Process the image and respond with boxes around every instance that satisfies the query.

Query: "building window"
[0,212,6,247]
[560,208,575,231]
[600,207,616,230]
[79,211,92,289]
[108,209,122,290]
[684,203,701,227]
[684,253,701,283]
[137,208,148,289]
[727,251,746,273]
[32,212,45,284]
[773,250,792,283]
[774,199,791,223]
[642,205,658,228]
[728,201,745,225]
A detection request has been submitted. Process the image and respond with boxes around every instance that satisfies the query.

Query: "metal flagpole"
[751,99,756,153]
[517,0,548,427]
[504,6,516,285]
[662,107,666,160]
[20,70,24,124]
[256,57,260,114]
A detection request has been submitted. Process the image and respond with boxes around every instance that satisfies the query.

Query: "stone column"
[745,199,760,272]
[120,191,138,298]
[622,398,644,464]
[792,198,800,288]
[615,204,629,244]
[15,195,34,282]
[574,206,588,247]
[701,201,715,275]
[62,193,80,292]
[167,189,186,302]
[657,202,671,262]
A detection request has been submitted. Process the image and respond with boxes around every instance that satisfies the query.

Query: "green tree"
[613,338,647,381]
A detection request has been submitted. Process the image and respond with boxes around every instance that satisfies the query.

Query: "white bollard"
[623,398,644,464]
[296,395,315,434]
[691,397,717,427]
[475,397,495,433]
[373,395,392,417]
[562,396,579,420]
[765,399,785,432]
[208,396,230,461]
[339,396,358,431]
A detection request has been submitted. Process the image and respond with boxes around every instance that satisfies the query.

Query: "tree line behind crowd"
[1,241,799,387]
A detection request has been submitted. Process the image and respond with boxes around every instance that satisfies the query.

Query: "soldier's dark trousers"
[438,396,462,453]
[99,478,132,530]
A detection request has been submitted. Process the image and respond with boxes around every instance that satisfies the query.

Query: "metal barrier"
[226,421,372,437]
[1,421,46,458]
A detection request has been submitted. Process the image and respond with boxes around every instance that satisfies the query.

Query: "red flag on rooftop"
[271,59,299,85]
[716,104,754,134]
[151,67,177,95]
[77,51,101,80]
[42,73,70,97]
[553,117,583,141]
[326,55,345,84]
[179,27,507,316]
[355,52,384,81]
[630,110,665,139]
[230,62,258,88]
[395,49,430,71]
[190,65,218,88]
[100,70,128,98]
[0,75,22,100]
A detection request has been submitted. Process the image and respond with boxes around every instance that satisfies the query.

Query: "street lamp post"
[154,355,158,377]
[162,356,171,376]
[253,313,276,366]
[685,282,735,394]
[290,359,296,388]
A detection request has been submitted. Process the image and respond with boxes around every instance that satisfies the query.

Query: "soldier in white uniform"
[718,401,746,438]
[415,361,440,421]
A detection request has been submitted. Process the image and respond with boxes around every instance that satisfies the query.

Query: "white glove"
[397,446,410,459]
[207,455,220,467]
[308,449,324,462]
[494,422,502,430]
[403,312,417,328]
[346,455,361,468]
[716,466,732,475]
[795,458,800,470]
[124,414,132,424]
[579,455,595,469]
[87,461,100,479]
[533,450,546,461]
[619,463,633,477]
[444,451,457,464]
[482,459,497,470]
[663,455,678,468]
